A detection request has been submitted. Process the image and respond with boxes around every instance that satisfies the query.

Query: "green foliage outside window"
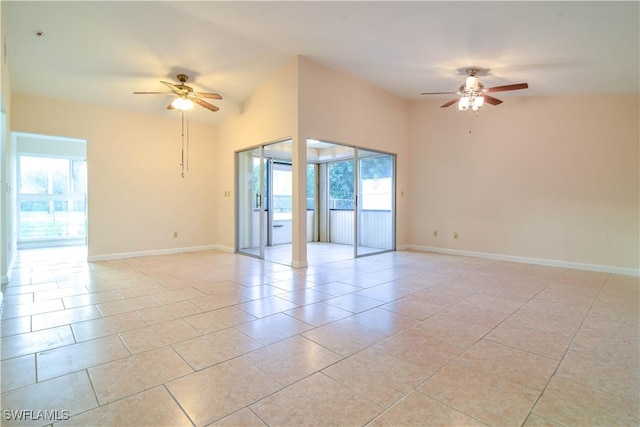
[329,161,354,209]
[329,155,392,210]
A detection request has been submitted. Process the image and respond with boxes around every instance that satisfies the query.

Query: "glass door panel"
[328,159,355,246]
[271,162,293,245]
[236,147,265,258]
[306,164,318,242]
[356,149,395,256]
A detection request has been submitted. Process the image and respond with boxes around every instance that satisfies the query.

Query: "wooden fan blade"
[133,91,173,95]
[483,94,503,105]
[160,80,182,94]
[441,98,459,108]
[195,92,223,100]
[486,83,528,92]
[193,98,219,112]
[421,91,457,95]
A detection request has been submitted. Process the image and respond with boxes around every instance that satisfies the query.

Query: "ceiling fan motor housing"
[134,72,222,113]
[420,66,528,110]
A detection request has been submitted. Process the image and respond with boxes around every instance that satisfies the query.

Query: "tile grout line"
[161,383,197,427]
[519,273,611,425]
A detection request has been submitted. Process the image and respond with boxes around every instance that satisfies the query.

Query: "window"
[18,155,87,243]
[272,163,292,220]
[359,155,393,210]
[306,164,316,210]
[329,160,354,209]
[328,156,393,210]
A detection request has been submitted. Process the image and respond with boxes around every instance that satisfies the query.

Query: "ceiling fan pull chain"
[181,110,186,178]
[186,113,190,174]
[133,73,220,176]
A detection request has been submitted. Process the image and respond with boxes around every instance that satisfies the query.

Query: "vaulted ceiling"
[5,1,639,124]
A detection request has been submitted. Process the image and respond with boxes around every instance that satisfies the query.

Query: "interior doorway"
[14,133,87,249]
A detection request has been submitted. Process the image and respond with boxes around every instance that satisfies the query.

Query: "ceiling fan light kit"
[458,94,484,112]
[421,67,528,114]
[171,97,195,111]
[134,73,222,112]
[134,73,223,177]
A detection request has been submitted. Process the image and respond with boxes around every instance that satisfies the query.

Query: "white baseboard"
[1,249,16,284]
[71,243,640,276]
[291,260,309,268]
[87,244,220,262]
[407,245,640,277]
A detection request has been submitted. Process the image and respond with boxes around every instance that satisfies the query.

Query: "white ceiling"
[5,1,639,125]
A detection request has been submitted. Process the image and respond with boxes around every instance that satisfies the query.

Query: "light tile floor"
[1,246,638,426]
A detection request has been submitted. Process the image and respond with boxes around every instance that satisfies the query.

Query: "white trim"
[290,260,309,268]
[2,248,16,284]
[76,243,640,276]
[13,131,86,144]
[407,245,640,277]
[18,238,85,250]
[87,245,219,262]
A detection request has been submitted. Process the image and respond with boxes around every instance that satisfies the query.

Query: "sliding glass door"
[236,147,265,258]
[237,140,395,262]
[355,149,395,256]
[236,140,294,261]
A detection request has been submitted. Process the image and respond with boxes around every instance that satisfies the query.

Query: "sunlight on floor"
[1,246,638,426]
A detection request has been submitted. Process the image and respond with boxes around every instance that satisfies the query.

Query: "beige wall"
[408,94,639,270]
[215,58,299,251]
[11,94,218,258]
[7,58,638,273]
[297,57,410,247]
[214,57,411,259]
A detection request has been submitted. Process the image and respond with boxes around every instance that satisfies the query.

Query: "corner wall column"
[290,135,308,268]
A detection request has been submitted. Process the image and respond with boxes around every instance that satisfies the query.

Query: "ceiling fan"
[134,73,222,112]
[421,68,528,112]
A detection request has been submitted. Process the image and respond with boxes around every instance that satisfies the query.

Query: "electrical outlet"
[454,232,459,239]
[173,231,178,238]
[433,230,438,237]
